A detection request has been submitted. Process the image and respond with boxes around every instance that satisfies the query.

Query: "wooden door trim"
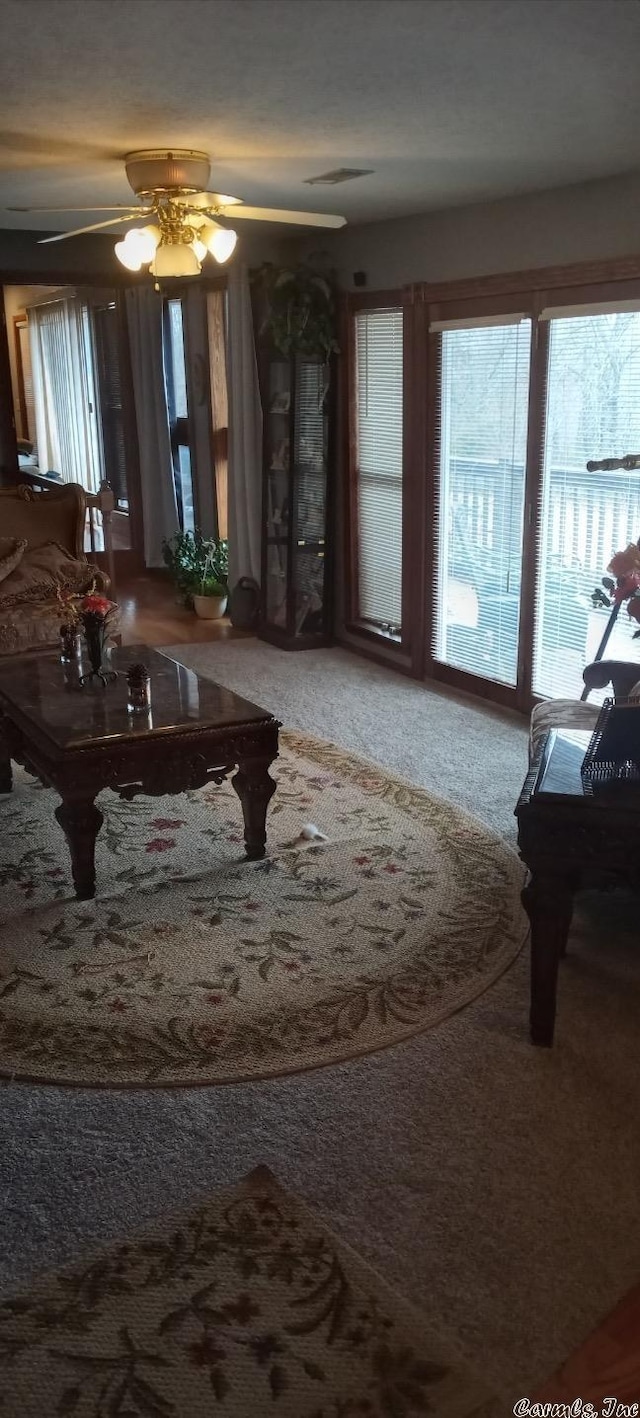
[411,252,640,305]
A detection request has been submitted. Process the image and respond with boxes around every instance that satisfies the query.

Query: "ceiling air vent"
[304,168,373,186]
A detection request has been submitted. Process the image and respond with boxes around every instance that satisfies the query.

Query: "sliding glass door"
[532,309,640,700]
[432,317,531,686]
[347,286,640,707]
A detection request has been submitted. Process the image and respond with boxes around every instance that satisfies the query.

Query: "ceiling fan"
[8,149,347,277]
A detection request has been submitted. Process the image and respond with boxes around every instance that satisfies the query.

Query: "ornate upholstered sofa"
[529,658,640,760]
[0,482,113,658]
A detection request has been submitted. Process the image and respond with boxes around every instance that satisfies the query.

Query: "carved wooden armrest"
[85,480,116,595]
[583,659,640,700]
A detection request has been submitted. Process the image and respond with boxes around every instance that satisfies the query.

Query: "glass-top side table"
[515,729,640,1046]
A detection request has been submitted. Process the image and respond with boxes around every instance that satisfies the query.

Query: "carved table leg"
[522,871,575,1047]
[55,794,104,900]
[0,715,12,794]
[232,754,277,860]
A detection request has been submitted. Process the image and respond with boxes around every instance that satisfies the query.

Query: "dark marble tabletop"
[0,645,274,751]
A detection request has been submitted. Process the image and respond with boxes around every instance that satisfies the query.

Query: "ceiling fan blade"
[221,205,346,228]
[37,212,151,243]
[7,204,146,213]
[188,191,242,209]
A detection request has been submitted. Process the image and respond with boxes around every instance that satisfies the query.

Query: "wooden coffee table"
[0,645,280,900]
[516,727,640,1046]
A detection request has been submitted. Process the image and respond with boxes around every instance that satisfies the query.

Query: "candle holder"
[126,662,151,713]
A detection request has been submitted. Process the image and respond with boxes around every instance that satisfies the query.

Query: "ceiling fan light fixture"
[207,227,238,263]
[125,225,160,264]
[151,242,202,278]
[191,236,208,262]
[115,238,142,272]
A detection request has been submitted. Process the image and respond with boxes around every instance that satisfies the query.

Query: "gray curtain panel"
[125,287,180,567]
[226,264,263,587]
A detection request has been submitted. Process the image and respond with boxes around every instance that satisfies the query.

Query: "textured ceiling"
[1,0,640,233]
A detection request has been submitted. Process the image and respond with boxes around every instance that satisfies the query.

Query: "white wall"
[299,169,640,291]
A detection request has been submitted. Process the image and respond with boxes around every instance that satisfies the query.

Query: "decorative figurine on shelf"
[126,662,151,713]
[78,593,118,687]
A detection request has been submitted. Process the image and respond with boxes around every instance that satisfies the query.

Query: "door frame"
[0,277,145,572]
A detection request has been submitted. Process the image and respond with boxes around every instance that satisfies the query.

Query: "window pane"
[178,445,195,534]
[355,308,403,630]
[433,320,531,686]
[168,299,188,419]
[533,312,640,700]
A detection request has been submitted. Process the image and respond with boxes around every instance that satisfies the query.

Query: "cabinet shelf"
[258,348,334,648]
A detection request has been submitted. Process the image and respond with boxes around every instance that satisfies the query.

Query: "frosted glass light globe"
[115,240,142,271]
[125,226,160,263]
[152,243,202,277]
[206,227,238,263]
[191,237,208,262]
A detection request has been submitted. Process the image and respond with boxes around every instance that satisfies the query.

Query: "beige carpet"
[0,732,523,1086]
[0,1164,498,1417]
[1,643,639,1410]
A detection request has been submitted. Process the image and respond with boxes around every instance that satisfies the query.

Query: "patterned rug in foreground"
[0,732,525,1086]
[0,1165,498,1417]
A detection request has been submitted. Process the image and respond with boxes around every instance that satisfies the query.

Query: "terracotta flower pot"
[193,594,228,621]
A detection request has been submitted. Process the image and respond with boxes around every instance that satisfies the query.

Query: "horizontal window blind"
[355,308,403,629]
[432,319,531,686]
[532,310,640,701]
[430,313,527,332]
[539,299,640,321]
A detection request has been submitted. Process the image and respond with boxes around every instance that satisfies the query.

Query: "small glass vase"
[126,664,151,714]
[59,623,82,663]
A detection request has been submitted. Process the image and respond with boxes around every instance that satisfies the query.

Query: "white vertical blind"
[532,311,640,700]
[27,296,103,492]
[355,308,403,629]
[433,319,531,685]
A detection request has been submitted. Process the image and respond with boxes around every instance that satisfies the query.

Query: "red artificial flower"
[150,817,185,830]
[608,544,640,579]
[145,837,176,853]
[612,571,640,604]
[81,593,113,617]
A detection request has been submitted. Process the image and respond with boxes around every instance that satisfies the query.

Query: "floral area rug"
[0,731,525,1086]
[0,1165,499,1417]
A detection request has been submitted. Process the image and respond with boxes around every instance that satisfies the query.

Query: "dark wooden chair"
[582,658,640,701]
[529,658,640,761]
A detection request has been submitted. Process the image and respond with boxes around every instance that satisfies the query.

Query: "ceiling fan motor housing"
[124,149,211,197]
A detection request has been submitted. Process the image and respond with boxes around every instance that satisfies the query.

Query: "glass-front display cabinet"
[259,351,333,648]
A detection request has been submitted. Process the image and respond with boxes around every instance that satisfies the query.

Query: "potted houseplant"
[162,531,229,618]
[254,262,339,360]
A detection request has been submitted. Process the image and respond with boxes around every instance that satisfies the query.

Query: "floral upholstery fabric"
[0,600,70,657]
[0,542,100,608]
[0,537,27,584]
[0,547,110,658]
[529,698,600,760]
